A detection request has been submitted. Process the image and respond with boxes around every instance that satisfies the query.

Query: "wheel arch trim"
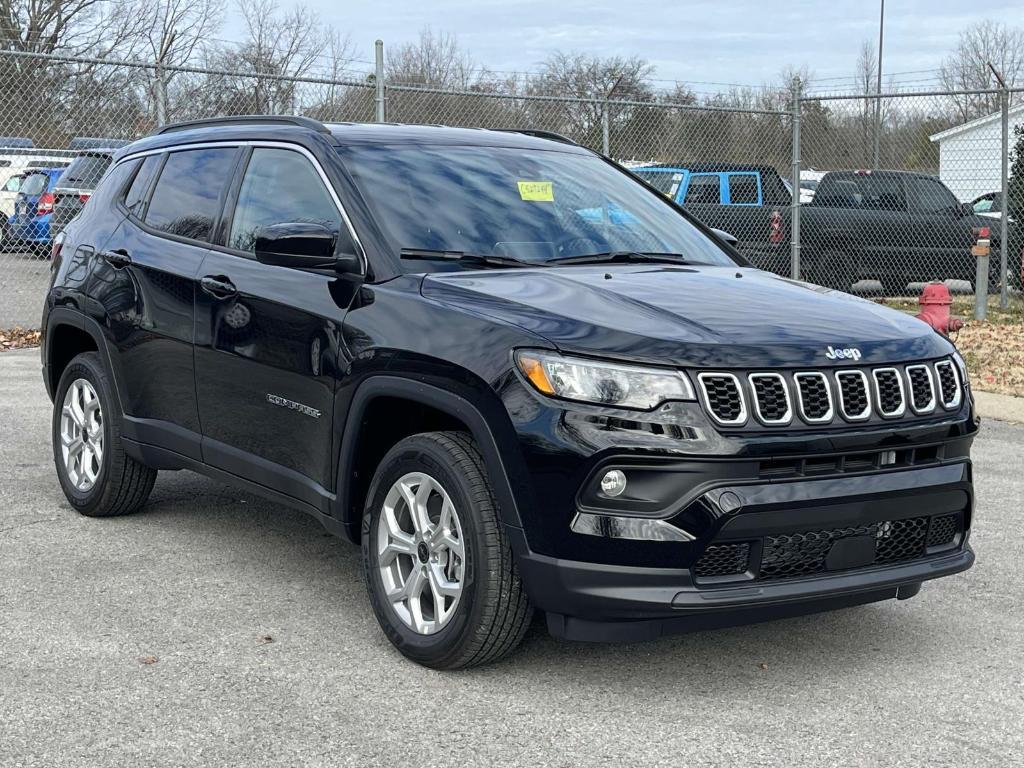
[333,375,526,541]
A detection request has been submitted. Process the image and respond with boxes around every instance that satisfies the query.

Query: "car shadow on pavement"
[133,470,958,690]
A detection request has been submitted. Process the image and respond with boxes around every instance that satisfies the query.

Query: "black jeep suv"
[42,117,977,669]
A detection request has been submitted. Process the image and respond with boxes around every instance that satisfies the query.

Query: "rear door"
[194,144,351,499]
[88,146,241,458]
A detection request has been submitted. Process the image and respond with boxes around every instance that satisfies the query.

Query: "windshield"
[336,144,737,268]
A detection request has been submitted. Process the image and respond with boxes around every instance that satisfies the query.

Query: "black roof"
[118,117,592,159]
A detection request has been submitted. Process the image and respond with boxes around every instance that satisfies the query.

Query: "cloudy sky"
[236,0,1024,93]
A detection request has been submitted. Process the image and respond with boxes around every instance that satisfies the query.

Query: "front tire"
[362,431,532,669]
[52,352,157,517]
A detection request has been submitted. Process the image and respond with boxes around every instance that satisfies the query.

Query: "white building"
[929,104,1024,202]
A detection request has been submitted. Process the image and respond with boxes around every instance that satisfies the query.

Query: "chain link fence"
[0,47,1020,327]
[793,88,1023,319]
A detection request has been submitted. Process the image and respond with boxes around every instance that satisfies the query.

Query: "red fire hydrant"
[915,282,964,335]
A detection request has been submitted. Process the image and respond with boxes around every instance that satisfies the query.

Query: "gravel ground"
[1,348,1022,767]
[0,251,50,328]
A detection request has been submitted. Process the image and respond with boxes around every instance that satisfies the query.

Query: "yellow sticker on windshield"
[517,181,554,202]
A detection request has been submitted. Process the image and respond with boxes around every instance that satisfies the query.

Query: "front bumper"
[513,528,972,641]
[509,459,974,641]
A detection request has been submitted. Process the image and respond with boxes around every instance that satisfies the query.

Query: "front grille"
[756,515,944,581]
[906,365,936,414]
[873,368,906,417]
[835,370,871,420]
[698,373,746,425]
[692,359,961,429]
[694,542,750,578]
[934,360,962,409]
[749,373,791,425]
[927,513,959,547]
[794,372,833,422]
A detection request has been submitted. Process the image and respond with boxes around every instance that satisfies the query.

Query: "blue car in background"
[8,167,64,252]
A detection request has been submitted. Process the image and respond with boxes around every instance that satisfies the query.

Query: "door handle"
[100,249,132,268]
[200,275,238,299]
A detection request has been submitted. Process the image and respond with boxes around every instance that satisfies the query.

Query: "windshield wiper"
[400,248,540,269]
[546,250,689,266]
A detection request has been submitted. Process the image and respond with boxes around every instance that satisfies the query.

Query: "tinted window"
[907,177,959,214]
[684,174,721,205]
[229,148,341,252]
[145,148,237,242]
[634,169,685,198]
[813,173,906,211]
[57,154,111,191]
[20,171,49,196]
[123,155,161,218]
[337,144,736,267]
[728,174,759,204]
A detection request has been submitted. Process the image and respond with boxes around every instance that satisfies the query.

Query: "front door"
[194,145,353,502]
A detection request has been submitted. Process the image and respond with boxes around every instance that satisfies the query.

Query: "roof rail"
[151,115,331,136]
[492,128,580,146]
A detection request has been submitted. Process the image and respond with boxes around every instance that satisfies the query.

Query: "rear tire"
[362,431,532,669]
[52,352,156,517]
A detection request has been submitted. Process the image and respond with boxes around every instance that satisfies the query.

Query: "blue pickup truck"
[632,163,791,266]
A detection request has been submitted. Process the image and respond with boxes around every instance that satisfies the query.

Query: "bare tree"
[940,20,1024,119]
[0,0,145,56]
[201,0,353,115]
[128,0,224,123]
[386,27,483,89]
[526,51,653,144]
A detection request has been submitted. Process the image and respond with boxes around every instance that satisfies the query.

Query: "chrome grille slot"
[834,369,871,421]
[872,367,906,417]
[905,364,936,414]
[697,373,747,426]
[794,372,833,423]
[934,360,962,410]
[748,373,792,425]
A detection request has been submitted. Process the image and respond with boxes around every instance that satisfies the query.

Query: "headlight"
[515,350,694,410]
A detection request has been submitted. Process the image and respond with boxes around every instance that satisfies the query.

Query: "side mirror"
[254,222,361,274]
[710,228,739,248]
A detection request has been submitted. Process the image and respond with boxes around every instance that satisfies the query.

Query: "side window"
[684,174,721,205]
[144,147,237,243]
[123,155,161,218]
[909,177,958,214]
[3,175,21,193]
[228,148,342,252]
[727,174,760,205]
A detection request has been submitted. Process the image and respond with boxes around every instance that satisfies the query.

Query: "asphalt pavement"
[1,348,1021,767]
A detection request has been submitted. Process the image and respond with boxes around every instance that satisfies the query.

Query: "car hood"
[420,265,953,368]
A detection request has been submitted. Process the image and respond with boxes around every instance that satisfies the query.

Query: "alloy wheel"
[376,472,465,635]
[59,378,104,492]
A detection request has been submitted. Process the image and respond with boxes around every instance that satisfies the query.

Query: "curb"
[973,390,1024,425]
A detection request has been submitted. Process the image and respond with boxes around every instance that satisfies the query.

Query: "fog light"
[600,469,627,497]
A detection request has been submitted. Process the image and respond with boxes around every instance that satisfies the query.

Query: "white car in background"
[970,192,1014,222]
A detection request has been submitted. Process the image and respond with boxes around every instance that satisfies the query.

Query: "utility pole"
[602,73,625,156]
[872,0,885,168]
[374,40,386,123]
